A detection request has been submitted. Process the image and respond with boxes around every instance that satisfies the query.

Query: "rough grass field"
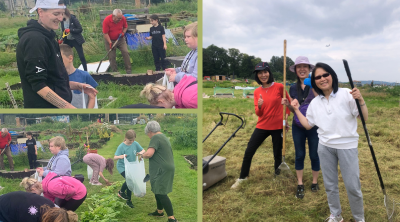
[0,117,197,221]
[0,0,196,108]
[203,85,400,222]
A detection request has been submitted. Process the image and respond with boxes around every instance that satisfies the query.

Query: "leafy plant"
[80,181,125,222]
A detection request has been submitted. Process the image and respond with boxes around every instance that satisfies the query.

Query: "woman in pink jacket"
[21,172,87,211]
[140,75,197,108]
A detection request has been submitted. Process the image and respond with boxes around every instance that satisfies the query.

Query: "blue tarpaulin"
[11,144,26,155]
[124,14,139,21]
[126,32,151,50]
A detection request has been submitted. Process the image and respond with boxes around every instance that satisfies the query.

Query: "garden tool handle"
[282,40,287,156]
[343,59,385,193]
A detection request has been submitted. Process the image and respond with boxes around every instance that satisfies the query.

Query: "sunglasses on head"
[314,73,330,80]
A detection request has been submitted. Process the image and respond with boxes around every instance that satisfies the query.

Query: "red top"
[254,83,291,130]
[102,14,128,41]
[0,133,11,149]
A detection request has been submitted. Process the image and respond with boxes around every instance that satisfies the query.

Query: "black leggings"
[64,39,88,71]
[27,152,37,169]
[55,193,87,211]
[239,128,283,179]
[155,194,174,216]
[120,171,132,201]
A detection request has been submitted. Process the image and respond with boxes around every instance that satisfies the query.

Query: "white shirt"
[306,88,359,149]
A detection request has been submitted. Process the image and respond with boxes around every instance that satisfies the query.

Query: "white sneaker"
[325,214,343,222]
[230,178,247,189]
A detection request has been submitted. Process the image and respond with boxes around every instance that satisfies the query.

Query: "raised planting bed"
[184,155,197,170]
[91,73,165,86]
[0,169,36,179]
[66,143,80,149]
[89,142,101,149]
[3,73,165,90]
[36,159,50,167]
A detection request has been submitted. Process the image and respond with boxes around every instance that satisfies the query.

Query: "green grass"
[0,120,197,222]
[202,86,400,222]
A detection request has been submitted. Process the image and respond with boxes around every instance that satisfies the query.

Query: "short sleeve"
[161,26,165,35]
[306,102,316,127]
[33,139,36,144]
[134,141,143,152]
[347,89,359,117]
[148,136,159,151]
[85,72,98,88]
[102,17,109,34]
[123,17,128,28]
[114,143,124,156]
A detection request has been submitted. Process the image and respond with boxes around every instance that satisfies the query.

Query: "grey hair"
[1,128,7,133]
[144,121,161,134]
[113,9,122,16]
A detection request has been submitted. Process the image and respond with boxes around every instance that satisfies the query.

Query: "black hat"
[253,62,269,73]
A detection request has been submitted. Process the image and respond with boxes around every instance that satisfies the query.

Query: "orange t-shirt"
[254,82,291,130]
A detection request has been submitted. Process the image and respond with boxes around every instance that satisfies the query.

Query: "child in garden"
[60,44,98,109]
[145,14,167,71]
[114,130,145,208]
[24,132,37,169]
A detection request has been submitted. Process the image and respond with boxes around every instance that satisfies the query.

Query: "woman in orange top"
[231,62,290,189]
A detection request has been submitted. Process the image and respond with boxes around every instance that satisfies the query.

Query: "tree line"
[203,44,298,82]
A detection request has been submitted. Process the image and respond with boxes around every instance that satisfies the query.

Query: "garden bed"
[0,169,36,179]
[184,155,197,170]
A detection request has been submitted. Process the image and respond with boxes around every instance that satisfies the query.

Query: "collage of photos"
[0,0,400,221]
[0,0,199,221]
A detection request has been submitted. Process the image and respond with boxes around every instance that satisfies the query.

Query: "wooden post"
[16,117,20,127]
[105,114,109,123]
[135,0,140,8]
[116,114,118,120]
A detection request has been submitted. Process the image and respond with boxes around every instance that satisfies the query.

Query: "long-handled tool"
[202,112,245,190]
[96,34,122,73]
[277,40,296,184]
[57,29,70,44]
[343,59,398,222]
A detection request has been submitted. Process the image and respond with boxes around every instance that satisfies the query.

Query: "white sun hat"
[29,0,66,14]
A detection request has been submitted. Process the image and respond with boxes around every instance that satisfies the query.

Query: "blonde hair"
[184,22,197,38]
[140,83,174,105]
[41,205,78,222]
[125,130,136,140]
[49,136,67,150]
[20,177,40,192]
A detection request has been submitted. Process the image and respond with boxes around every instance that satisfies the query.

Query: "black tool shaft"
[343,59,385,193]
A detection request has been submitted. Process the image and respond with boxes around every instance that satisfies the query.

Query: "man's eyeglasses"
[314,73,330,80]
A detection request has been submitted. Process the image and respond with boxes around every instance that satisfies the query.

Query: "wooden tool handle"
[282,40,287,156]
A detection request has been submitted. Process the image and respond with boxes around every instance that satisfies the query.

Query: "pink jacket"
[42,172,87,202]
[173,75,197,108]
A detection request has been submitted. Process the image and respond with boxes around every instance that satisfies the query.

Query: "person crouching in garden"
[36,136,71,177]
[83,153,114,186]
[138,121,177,222]
[292,62,367,222]
[21,172,87,211]
[114,130,145,208]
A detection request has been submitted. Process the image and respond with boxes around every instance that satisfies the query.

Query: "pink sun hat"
[289,56,315,73]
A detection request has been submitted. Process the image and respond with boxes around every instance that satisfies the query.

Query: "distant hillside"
[339,80,400,86]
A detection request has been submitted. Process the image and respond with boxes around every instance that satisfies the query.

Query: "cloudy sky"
[203,0,400,82]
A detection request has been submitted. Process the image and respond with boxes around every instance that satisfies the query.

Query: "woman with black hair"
[292,62,367,222]
[231,62,291,189]
[61,8,87,71]
[281,56,320,199]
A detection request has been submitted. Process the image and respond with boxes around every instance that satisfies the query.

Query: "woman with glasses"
[281,56,320,199]
[231,62,290,189]
[291,62,368,222]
